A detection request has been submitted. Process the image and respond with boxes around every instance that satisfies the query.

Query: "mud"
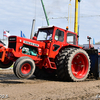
[0,69,100,100]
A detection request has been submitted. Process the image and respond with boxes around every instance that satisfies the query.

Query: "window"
[55,29,64,42]
[37,28,53,40]
[67,33,76,45]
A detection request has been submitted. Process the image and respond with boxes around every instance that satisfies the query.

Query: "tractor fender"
[58,44,81,54]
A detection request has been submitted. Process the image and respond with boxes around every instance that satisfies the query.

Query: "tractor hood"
[9,36,45,48]
[8,36,46,56]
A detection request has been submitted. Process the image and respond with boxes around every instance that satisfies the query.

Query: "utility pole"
[41,0,50,26]
[74,0,81,41]
[74,0,78,35]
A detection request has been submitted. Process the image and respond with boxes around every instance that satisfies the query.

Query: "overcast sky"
[0,0,100,44]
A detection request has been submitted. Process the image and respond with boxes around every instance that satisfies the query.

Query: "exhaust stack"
[30,19,35,39]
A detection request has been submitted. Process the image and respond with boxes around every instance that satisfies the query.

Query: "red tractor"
[0,26,93,81]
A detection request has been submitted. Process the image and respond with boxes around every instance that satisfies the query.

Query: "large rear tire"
[56,48,90,81]
[13,57,35,79]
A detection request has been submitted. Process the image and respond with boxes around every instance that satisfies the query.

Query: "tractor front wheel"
[13,57,35,79]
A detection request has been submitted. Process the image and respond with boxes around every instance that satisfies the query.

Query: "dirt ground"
[0,69,100,100]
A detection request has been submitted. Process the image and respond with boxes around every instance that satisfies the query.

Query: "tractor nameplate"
[23,41,39,47]
[9,37,16,41]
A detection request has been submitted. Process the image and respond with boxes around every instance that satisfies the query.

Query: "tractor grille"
[9,42,16,51]
[0,52,3,58]
[8,37,16,51]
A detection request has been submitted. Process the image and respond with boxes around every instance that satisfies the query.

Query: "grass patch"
[10,65,13,68]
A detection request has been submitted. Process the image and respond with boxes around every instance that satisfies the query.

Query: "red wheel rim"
[21,63,31,74]
[71,53,89,79]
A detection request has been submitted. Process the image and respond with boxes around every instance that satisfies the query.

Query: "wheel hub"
[71,53,89,79]
[21,63,31,74]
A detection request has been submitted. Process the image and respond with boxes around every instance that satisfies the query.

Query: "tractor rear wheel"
[56,48,90,81]
[0,58,13,68]
[13,57,35,79]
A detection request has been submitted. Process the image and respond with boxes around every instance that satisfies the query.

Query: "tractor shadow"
[29,75,58,81]
[0,69,34,84]
[31,75,97,83]
[0,80,24,84]
[0,71,23,84]
[29,75,72,82]
[0,73,36,84]
[0,69,98,84]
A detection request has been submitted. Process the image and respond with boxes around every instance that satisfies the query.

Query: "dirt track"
[0,69,100,100]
